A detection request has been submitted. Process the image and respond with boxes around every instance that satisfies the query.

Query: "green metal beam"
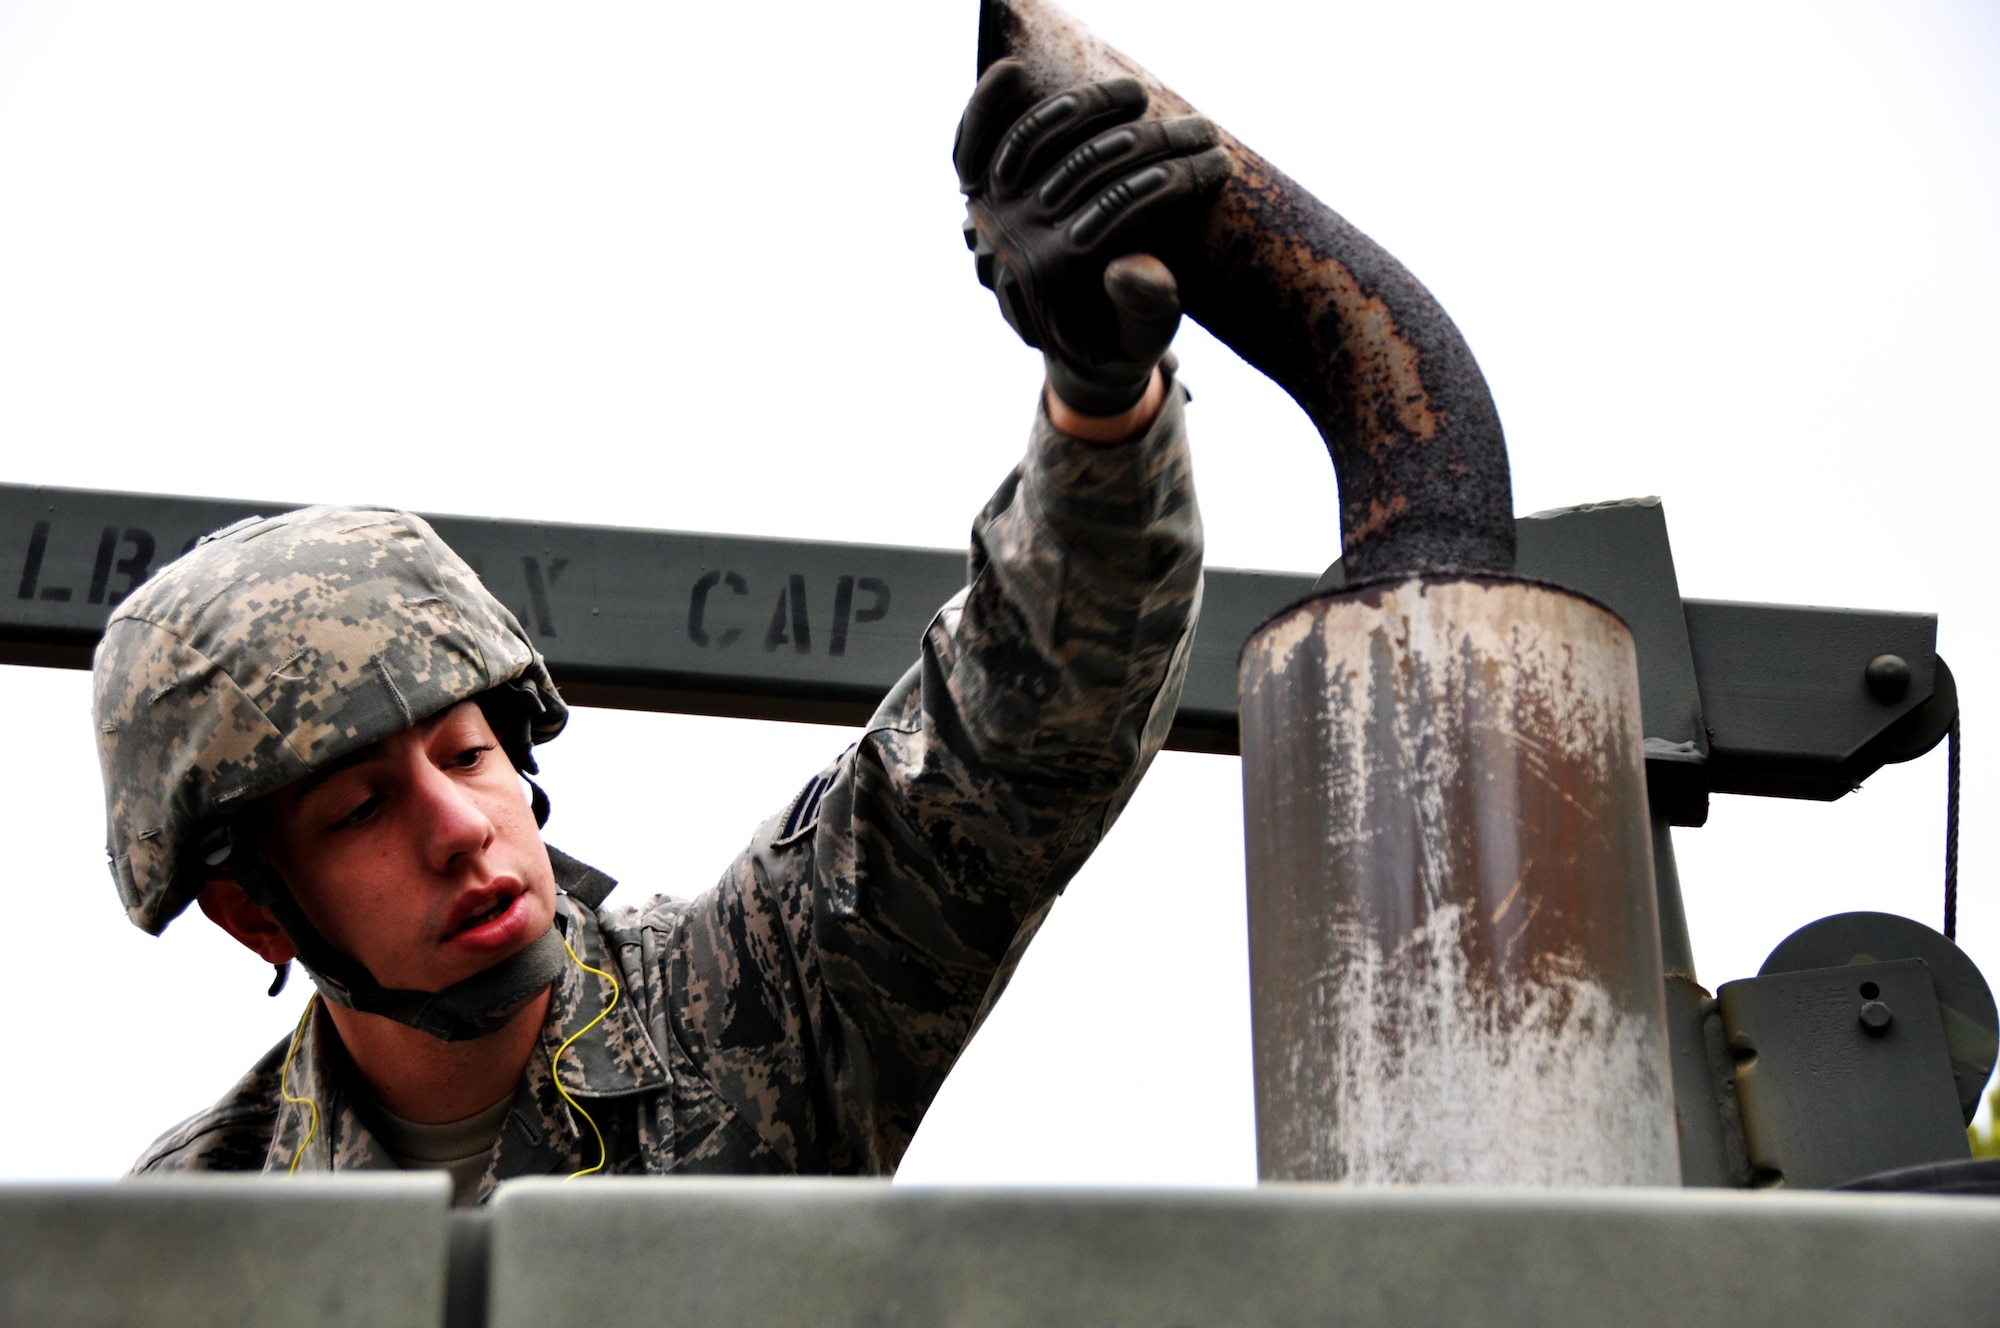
[0,483,1948,811]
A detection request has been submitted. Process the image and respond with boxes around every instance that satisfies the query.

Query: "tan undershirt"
[365,1093,513,1207]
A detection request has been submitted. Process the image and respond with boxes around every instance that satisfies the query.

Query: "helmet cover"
[92,506,567,935]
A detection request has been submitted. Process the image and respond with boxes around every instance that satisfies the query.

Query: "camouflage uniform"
[132,383,1203,1197]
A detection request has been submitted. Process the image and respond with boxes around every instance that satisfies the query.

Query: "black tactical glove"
[955,59,1230,417]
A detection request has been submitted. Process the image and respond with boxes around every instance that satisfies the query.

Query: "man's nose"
[410,762,495,869]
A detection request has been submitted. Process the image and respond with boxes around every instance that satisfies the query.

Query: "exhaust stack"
[979,0,1675,1185]
[978,0,1512,580]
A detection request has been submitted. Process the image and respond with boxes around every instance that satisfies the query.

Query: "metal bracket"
[1716,958,1970,1189]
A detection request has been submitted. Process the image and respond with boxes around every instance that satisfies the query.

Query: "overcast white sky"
[1,0,1995,1184]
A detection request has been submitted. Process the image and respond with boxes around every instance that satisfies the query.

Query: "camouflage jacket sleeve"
[659,380,1204,1174]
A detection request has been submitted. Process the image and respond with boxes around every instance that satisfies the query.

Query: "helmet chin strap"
[211,789,617,1044]
[246,863,571,1042]
[210,683,610,1043]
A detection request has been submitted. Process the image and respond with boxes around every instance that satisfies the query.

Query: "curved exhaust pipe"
[979,0,1512,580]
[982,1,1678,1189]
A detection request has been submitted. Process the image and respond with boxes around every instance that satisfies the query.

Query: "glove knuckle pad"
[955,60,1037,184]
[1040,119,1225,212]
[1037,127,1140,209]
[1068,165,1173,248]
[990,92,1083,188]
[993,76,1157,191]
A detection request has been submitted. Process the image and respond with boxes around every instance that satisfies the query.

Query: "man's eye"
[451,744,494,769]
[331,796,382,830]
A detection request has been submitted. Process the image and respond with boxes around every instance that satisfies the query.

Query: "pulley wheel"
[1761,911,1997,1123]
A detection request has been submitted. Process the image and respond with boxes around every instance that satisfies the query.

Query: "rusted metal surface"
[1239,579,1677,1184]
[979,0,1514,580]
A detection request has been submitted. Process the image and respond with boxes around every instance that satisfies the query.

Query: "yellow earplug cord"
[552,932,619,1179]
[275,933,620,1181]
[278,994,322,1175]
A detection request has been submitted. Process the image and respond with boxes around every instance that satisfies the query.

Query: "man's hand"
[955,59,1229,420]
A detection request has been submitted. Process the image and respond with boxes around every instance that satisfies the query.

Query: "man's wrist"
[1045,366,1167,444]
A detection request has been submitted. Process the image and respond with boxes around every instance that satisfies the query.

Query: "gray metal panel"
[485,1179,2000,1328]
[0,1174,452,1328]
[1684,598,1939,797]
[1719,959,1971,1189]
[1515,499,1705,757]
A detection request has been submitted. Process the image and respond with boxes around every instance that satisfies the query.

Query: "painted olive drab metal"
[978,0,1515,581]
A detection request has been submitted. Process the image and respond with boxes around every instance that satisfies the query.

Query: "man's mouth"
[458,896,511,932]
[445,881,526,943]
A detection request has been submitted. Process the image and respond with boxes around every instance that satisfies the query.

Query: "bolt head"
[1865,654,1912,702]
[1859,999,1894,1033]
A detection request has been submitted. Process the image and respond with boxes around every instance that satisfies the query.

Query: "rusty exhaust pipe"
[981,1,1677,1185]
[979,0,1511,579]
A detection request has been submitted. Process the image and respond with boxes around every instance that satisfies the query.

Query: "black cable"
[1945,713,1961,942]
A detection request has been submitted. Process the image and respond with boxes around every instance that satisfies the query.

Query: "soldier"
[96,64,1227,1204]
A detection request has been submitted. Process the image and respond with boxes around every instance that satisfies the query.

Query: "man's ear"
[198,877,298,966]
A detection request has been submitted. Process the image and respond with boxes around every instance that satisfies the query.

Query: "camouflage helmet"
[92,506,568,936]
